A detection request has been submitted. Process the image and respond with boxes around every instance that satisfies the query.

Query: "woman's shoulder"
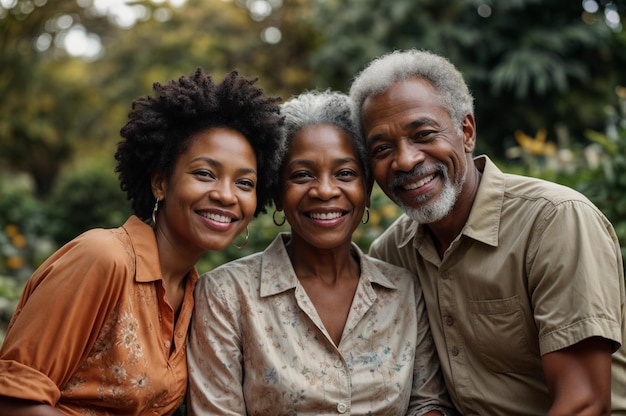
[63,225,133,263]
[34,225,136,288]
[199,251,264,285]
[22,225,135,302]
[199,234,286,283]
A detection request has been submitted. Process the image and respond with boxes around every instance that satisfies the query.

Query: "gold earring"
[232,226,249,249]
[361,207,370,224]
[273,210,286,226]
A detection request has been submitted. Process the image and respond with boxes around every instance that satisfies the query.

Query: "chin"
[203,240,230,252]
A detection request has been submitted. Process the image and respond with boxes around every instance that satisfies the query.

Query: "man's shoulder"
[363,252,415,278]
[371,214,416,252]
[503,171,592,206]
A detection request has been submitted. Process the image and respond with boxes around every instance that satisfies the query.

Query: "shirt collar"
[260,233,397,297]
[462,155,503,247]
[122,215,164,283]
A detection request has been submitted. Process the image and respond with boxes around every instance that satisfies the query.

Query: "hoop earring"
[361,207,370,224]
[232,226,249,249]
[272,210,286,226]
[151,198,160,226]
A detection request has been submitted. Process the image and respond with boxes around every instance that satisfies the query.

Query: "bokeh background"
[1,0,626,342]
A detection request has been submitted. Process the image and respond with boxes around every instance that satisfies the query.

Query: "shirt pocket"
[469,295,540,373]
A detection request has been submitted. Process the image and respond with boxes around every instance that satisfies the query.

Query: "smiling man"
[350,49,626,416]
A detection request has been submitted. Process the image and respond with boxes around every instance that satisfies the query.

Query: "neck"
[154,228,200,291]
[285,236,359,285]
[427,165,482,258]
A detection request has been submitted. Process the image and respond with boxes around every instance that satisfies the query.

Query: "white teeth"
[201,212,232,223]
[404,174,435,190]
[310,212,342,220]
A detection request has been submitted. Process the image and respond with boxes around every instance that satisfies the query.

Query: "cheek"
[449,148,470,181]
[280,185,303,209]
[242,192,258,219]
[371,161,390,184]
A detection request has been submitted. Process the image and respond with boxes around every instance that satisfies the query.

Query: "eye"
[236,178,256,190]
[336,169,358,180]
[194,169,216,180]
[370,143,391,159]
[412,130,436,142]
[290,171,314,182]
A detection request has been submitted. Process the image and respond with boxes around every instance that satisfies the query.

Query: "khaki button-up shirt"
[370,155,626,415]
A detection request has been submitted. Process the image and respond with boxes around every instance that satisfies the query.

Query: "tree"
[0,0,118,197]
[86,0,320,115]
[310,0,626,157]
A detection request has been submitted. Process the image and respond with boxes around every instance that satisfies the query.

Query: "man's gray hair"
[349,49,474,133]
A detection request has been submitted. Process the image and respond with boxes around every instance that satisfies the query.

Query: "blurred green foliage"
[0,185,47,281]
[578,116,626,261]
[1,0,626,344]
[45,165,132,246]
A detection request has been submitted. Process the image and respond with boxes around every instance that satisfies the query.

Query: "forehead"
[183,127,256,167]
[288,124,358,159]
[360,78,445,136]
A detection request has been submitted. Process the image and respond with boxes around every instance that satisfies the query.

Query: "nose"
[208,181,237,205]
[392,139,424,172]
[310,175,340,200]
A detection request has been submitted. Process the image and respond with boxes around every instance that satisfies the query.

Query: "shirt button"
[336,402,348,413]
[164,340,171,349]
[445,316,454,326]
[451,346,459,356]
[440,271,449,280]
[334,360,343,368]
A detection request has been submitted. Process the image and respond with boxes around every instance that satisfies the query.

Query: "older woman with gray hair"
[187,89,458,415]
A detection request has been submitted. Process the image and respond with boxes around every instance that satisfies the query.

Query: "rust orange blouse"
[0,216,198,415]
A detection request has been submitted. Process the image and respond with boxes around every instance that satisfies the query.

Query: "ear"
[273,198,283,212]
[461,114,476,154]
[150,172,166,201]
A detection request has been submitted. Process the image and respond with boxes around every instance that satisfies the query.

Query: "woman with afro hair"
[0,68,283,415]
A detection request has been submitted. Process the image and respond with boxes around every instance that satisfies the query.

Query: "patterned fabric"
[188,233,456,416]
[369,155,626,415]
[0,216,198,416]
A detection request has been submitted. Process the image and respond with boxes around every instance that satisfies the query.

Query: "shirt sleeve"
[529,199,624,355]
[187,272,246,415]
[406,278,460,416]
[0,229,129,404]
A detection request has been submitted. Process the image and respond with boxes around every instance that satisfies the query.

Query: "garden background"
[1,0,626,342]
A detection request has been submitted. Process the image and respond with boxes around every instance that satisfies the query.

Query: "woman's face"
[153,127,257,256]
[278,124,367,251]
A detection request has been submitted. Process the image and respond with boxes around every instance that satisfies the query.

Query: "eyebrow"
[192,157,257,175]
[366,117,437,144]
[407,117,436,129]
[286,157,359,169]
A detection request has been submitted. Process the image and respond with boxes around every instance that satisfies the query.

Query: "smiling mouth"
[403,174,436,190]
[309,211,343,220]
[200,212,234,223]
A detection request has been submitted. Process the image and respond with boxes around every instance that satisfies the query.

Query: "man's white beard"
[394,164,465,224]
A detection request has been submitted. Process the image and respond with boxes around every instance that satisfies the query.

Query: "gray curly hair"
[349,49,474,136]
[272,89,371,202]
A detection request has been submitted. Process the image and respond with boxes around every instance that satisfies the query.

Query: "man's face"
[360,77,475,224]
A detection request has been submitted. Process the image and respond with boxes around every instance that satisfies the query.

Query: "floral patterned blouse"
[188,233,455,415]
[0,216,198,415]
